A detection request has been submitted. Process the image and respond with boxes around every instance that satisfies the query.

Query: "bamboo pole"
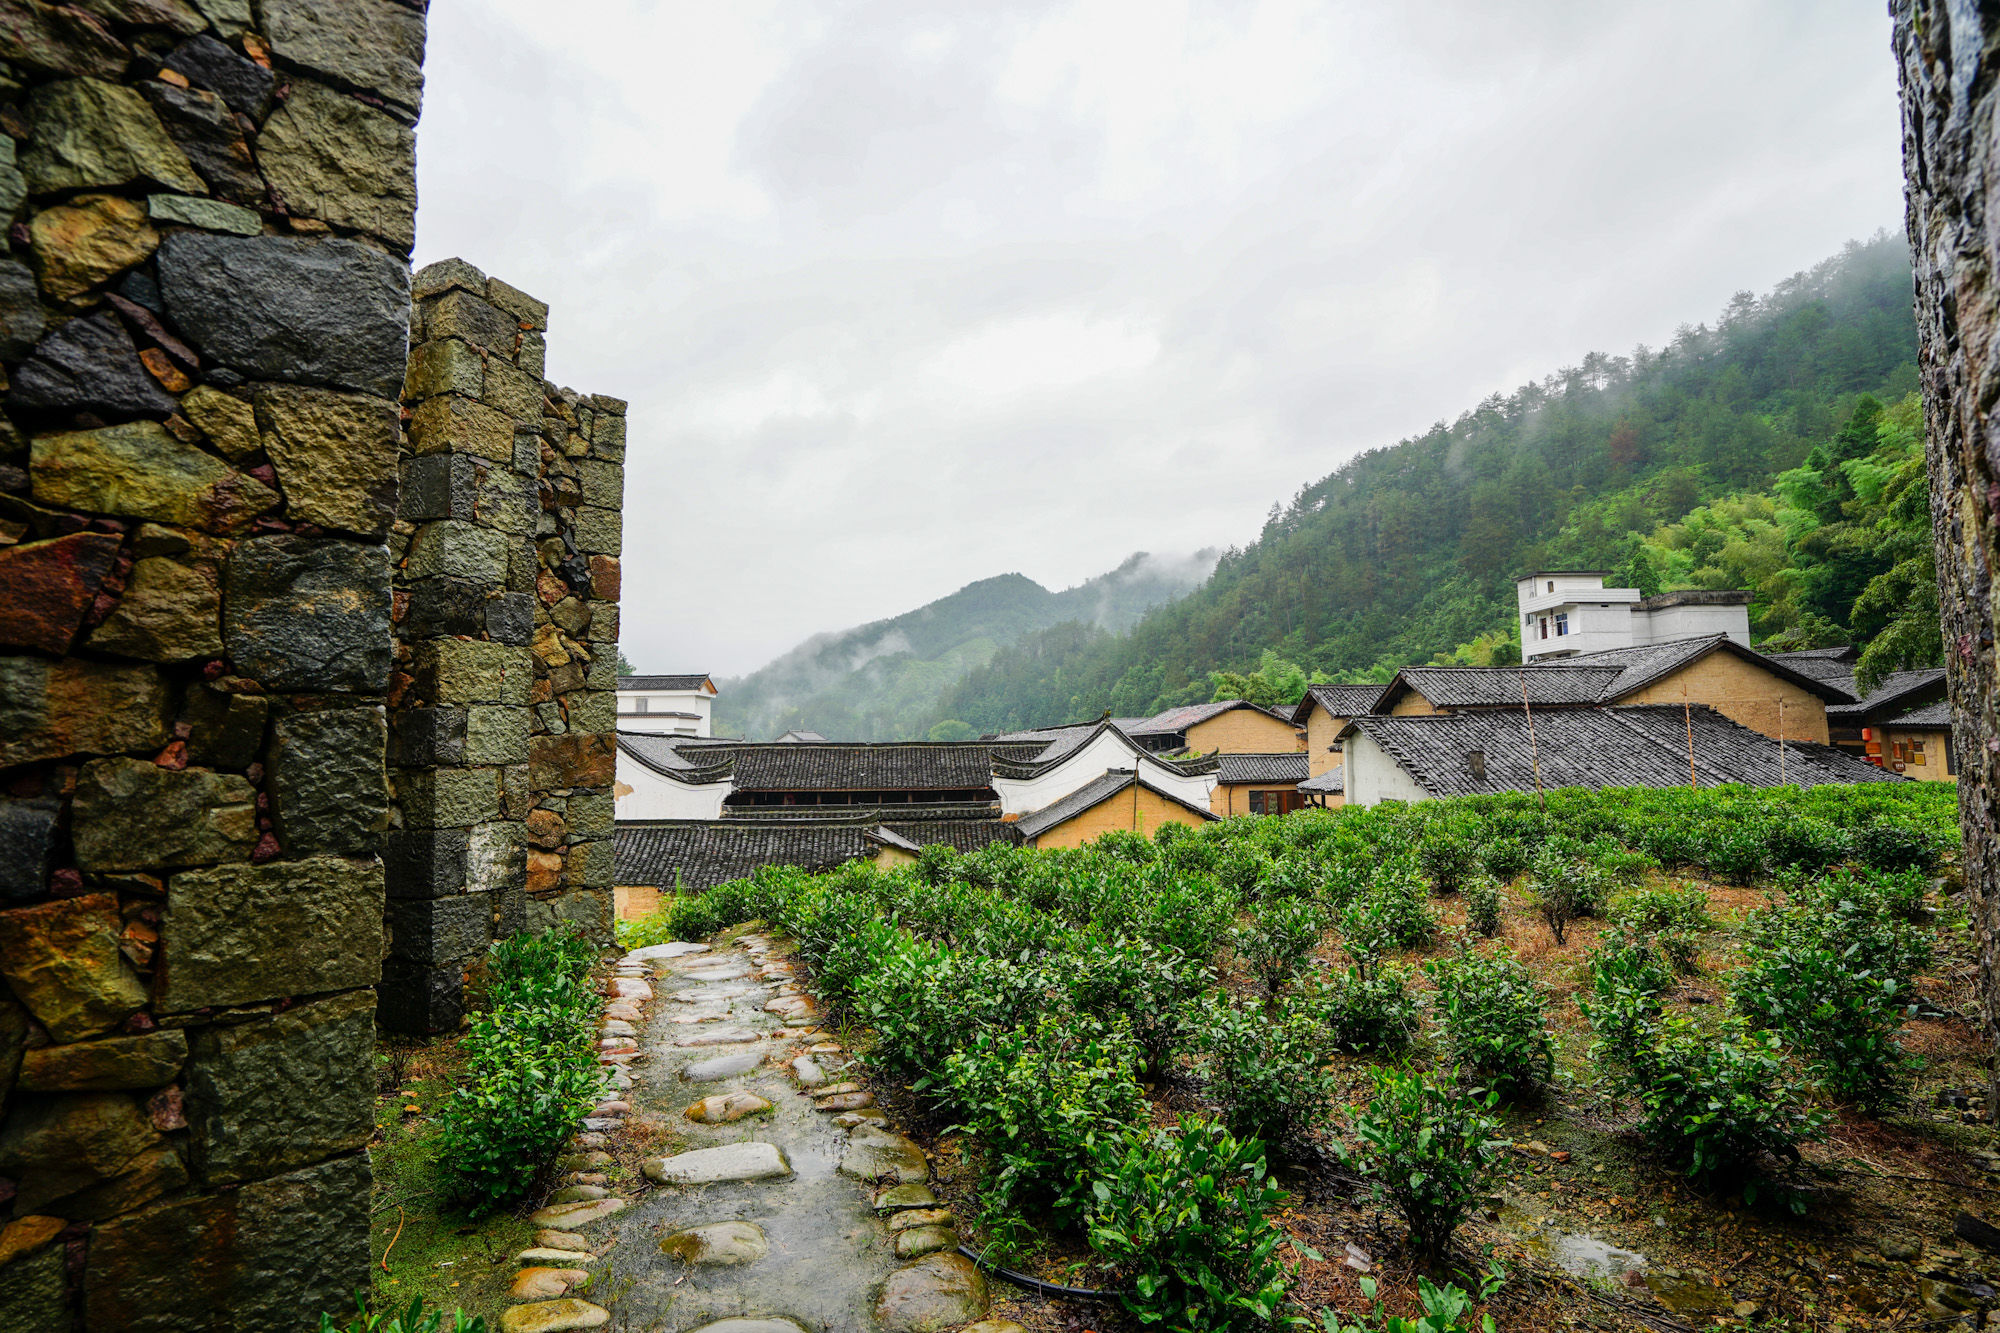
[1778,698,1786,785]
[1520,671,1545,808]
[1683,681,1697,789]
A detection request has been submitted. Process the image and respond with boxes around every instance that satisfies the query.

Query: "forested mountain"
[715,552,1215,740]
[927,235,1924,734]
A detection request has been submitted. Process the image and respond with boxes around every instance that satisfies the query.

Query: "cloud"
[413,0,1904,678]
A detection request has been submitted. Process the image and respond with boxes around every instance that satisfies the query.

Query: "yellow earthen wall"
[1209,784,1302,816]
[1305,708,1348,778]
[1389,692,1440,717]
[615,884,660,920]
[1616,654,1830,743]
[1031,784,1210,849]
[1882,726,1957,782]
[1186,709,1304,754]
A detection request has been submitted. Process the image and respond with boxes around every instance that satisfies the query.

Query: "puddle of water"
[1497,1203,1648,1283]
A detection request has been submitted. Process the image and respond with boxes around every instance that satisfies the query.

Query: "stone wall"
[1894,1,2000,1103]
[383,257,623,1034]
[0,1,425,1327]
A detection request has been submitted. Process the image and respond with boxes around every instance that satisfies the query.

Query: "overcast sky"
[412,1,1905,678]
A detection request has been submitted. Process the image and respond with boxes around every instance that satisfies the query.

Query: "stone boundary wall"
[0,1,425,1327]
[383,257,623,1033]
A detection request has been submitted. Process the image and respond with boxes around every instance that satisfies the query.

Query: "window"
[1946,734,1957,776]
[1547,580,1555,593]
[1248,791,1265,816]
[634,697,648,713]
[1554,611,1569,637]
[1539,616,1549,640]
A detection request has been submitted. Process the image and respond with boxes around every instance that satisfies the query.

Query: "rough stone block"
[583,603,620,644]
[584,654,618,691]
[388,706,465,768]
[400,577,486,639]
[138,80,262,207]
[160,33,272,117]
[0,893,148,1042]
[160,857,385,1011]
[0,1242,66,1333]
[464,704,529,764]
[405,519,509,584]
[465,820,524,895]
[71,757,256,872]
[483,357,543,422]
[8,309,175,417]
[31,420,276,535]
[402,338,483,403]
[406,390,512,460]
[518,329,546,377]
[568,792,614,840]
[0,1090,184,1217]
[83,1152,372,1331]
[396,765,501,829]
[573,459,621,510]
[398,451,477,522]
[0,530,121,654]
[88,541,226,662]
[0,655,171,768]
[570,505,621,556]
[386,894,489,965]
[590,412,626,462]
[0,3,131,81]
[412,257,485,301]
[186,989,374,1186]
[426,288,514,349]
[587,555,620,602]
[476,465,534,535]
[529,733,616,791]
[267,706,388,858]
[527,889,612,944]
[566,689,615,735]
[0,257,46,362]
[0,799,60,901]
[177,384,260,461]
[485,275,548,330]
[29,191,159,305]
[22,76,204,194]
[262,0,425,109]
[259,80,415,251]
[224,536,392,692]
[502,763,530,821]
[382,827,469,900]
[181,685,267,769]
[18,1029,186,1092]
[377,958,462,1035]
[254,384,400,536]
[157,233,410,397]
[417,638,531,706]
[572,838,615,890]
[146,191,260,235]
[486,591,534,646]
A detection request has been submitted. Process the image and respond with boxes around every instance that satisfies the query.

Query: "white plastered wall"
[614,749,731,819]
[993,729,1216,816]
[1341,731,1436,807]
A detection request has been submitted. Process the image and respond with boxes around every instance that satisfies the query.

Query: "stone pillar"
[1895,1,2000,1097]
[384,260,623,1033]
[0,1,425,1327]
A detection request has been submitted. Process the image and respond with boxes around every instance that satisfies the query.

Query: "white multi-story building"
[1517,572,1751,662]
[616,674,717,736]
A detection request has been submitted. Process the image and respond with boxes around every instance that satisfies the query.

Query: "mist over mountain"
[714,551,1217,740]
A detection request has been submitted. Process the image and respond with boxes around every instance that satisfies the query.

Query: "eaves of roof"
[1013,769,1218,840]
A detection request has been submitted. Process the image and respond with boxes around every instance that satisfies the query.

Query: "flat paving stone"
[660,1220,771,1266]
[535,1229,592,1250]
[624,942,710,961]
[962,1323,1029,1333]
[673,985,755,1003]
[528,1198,627,1228]
[875,1253,989,1332]
[519,1247,597,1265]
[839,1128,927,1184]
[886,1209,954,1233]
[673,1027,764,1047]
[685,1322,806,1333]
[681,965,753,982]
[643,1141,792,1186]
[683,1051,764,1082]
[810,1082,861,1099]
[816,1092,875,1111]
[685,1091,775,1124]
[831,1110,890,1129]
[611,978,653,1000]
[499,1298,610,1333]
[511,1266,591,1300]
[548,1185,609,1204]
[874,1183,939,1212]
[600,1019,636,1037]
[893,1226,957,1260]
[790,1056,826,1087]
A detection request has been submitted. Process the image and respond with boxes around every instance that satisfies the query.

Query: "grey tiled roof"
[1013,769,1217,840]
[1556,635,1850,702]
[1826,669,1947,721]
[1298,767,1345,794]
[1215,752,1310,784]
[615,816,1018,889]
[1301,683,1389,720]
[618,732,1046,791]
[1123,699,1297,736]
[1391,666,1620,708]
[620,674,713,691]
[1886,701,1952,728]
[1343,704,1899,800]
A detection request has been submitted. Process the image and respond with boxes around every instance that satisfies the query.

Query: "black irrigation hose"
[955,1245,1122,1303]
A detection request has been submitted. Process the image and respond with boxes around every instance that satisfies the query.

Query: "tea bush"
[1321,1275,1502,1333]
[1060,934,1212,1069]
[1525,842,1605,945]
[437,929,604,1215]
[943,1014,1147,1223]
[319,1295,488,1333]
[1196,991,1341,1150]
[1088,1115,1299,1332]
[1349,1067,1500,1259]
[1235,896,1325,994]
[1463,874,1503,937]
[1310,965,1420,1054]
[1426,945,1553,1098]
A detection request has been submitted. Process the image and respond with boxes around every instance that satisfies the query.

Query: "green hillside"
[928,235,1924,733]
[715,552,1215,740]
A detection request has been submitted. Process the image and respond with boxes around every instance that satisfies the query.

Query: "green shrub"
[1526,844,1605,945]
[1061,934,1212,1069]
[943,1014,1146,1224]
[1349,1067,1500,1259]
[1854,818,1945,873]
[437,930,604,1215]
[1136,873,1241,962]
[1611,1013,1829,1198]
[1196,992,1340,1150]
[1087,1116,1299,1332]
[1339,863,1436,973]
[1308,965,1419,1054]
[1234,896,1324,994]
[319,1294,489,1333]
[1579,932,1673,1081]
[1416,824,1477,895]
[850,939,1045,1084]
[1610,886,1710,975]
[1426,945,1553,1098]
[1480,835,1529,881]
[1463,875,1502,936]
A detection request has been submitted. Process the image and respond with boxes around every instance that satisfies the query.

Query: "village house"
[1339,703,1897,806]
[1210,752,1311,815]
[1517,570,1752,661]
[616,673,718,736]
[1769,646,1953,780]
